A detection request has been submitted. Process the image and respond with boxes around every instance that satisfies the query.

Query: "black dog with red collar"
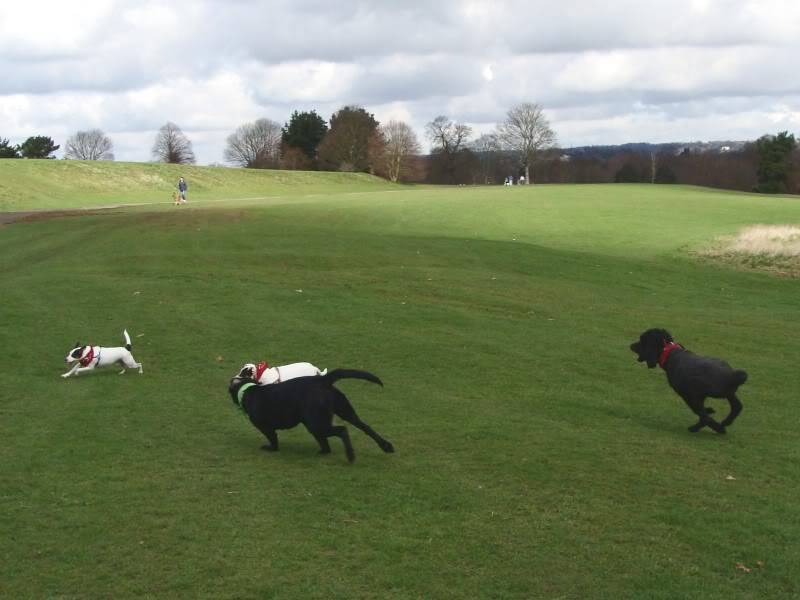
[630,328,747,433]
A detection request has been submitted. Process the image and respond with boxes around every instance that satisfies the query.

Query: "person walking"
[178,177,188,203]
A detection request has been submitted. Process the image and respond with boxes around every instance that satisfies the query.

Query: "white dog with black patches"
[237,360,326,385]
[63,329,143,378]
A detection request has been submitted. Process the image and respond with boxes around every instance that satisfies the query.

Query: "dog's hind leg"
[311,432,332,455]
[333,394,395,453]
[311,425,355,462]
[687,397,726,434]
[721,394,743,427]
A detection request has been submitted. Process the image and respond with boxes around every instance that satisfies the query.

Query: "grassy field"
[1,175,799,599]
[0,159,397,211]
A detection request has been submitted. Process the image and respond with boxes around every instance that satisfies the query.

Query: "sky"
[2,0,799,164]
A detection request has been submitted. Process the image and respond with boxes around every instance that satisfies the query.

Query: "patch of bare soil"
[0,208,119,226]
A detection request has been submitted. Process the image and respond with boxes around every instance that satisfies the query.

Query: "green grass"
[1,181,799,598]
[0,159,398,211]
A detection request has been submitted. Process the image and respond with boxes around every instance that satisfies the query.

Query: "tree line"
[2,105,797,194]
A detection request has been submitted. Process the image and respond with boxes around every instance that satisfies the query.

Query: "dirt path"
[0,208,122,226]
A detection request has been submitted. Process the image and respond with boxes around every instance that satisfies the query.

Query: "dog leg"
[62,363,80,378]
[312,433,332,455]
[255,426,279,451]
[688,399,726,434]
[721,394,743,427]
[333,393,395,453]
[314,425,355,462]
[122,353,143,374]
[72,365,96,377]
[338,413,394,453]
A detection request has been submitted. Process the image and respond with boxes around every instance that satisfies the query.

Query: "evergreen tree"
[19,136,59,159]
[0,137,20,158]
[281,110,328,161]
[755,131,797,193]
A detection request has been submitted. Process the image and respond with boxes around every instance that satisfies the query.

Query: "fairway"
[1,180,799,598]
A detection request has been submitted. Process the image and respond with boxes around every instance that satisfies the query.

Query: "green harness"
[236,382,257,412]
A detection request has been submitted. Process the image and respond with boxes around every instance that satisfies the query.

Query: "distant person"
[519,175,526,185]
[178,177,188,203]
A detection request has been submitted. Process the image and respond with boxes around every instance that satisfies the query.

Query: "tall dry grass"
[727,225,800,257]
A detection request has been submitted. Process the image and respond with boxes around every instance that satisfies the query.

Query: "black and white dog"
[229,369,394,462]
[236,361,326,385]
[630,328,746,433]
[63,329,143,378]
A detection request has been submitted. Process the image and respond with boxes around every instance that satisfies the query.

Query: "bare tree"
[426,115,472,157]
[496,103,556,184]
[425,115,472,184]
[152,122,196,164]
[471,133,501,184]
[224,118,282,168]
[379,120,421,182]
[64,129,114,160]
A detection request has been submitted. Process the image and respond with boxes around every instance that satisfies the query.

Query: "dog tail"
[123,329,132,351]
[732,369,748,387]
[322,369,383,387]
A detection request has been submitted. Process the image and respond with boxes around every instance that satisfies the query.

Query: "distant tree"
[471,133,501,184]
[317,106,380,172]
[0,137,20,158]
[614,162,646,183]
[19,136,59,159]
[280,144,313,170]
[496,102,556,184]
[281,110,328,161]
[654,164,677,184]
[152,122,196,164]
[379,120,421,182]
[224,118,282,168]
[64,129,114,160]
[425,115,472,184]
[755,131,797,193]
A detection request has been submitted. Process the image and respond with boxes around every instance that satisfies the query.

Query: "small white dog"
[237,361,326,385]
[63,329,143,378]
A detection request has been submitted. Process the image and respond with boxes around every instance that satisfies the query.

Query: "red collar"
[658,342,682,368]
[255,361,269,380]
[79,347,95,367]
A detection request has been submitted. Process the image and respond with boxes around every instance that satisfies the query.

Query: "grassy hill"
[1,181,799,598]
[0,159,398,211]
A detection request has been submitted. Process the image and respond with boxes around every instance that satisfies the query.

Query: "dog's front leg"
[256,426,279,451]
[62,363,80,378]
[72,365,97,377]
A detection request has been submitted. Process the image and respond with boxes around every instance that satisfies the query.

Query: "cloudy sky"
[2,0,799,163]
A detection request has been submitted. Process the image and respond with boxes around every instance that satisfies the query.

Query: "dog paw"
[61,373,70,378]
[381,441,395,453]
[688,424,703,433]
[260,444,278,452]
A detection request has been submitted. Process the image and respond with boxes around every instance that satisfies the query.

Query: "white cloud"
[1,0,799,163]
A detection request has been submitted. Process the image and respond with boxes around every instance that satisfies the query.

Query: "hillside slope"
[0,159,399,211]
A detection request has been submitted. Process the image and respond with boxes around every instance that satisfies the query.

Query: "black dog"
[228,369,394,462]
[630,328,747,433]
